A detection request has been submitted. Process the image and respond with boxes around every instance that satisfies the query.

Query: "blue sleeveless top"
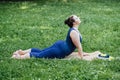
[65,28,82,54]
[30,27,82,58]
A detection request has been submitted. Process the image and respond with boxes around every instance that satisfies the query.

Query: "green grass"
[0,0,120,80]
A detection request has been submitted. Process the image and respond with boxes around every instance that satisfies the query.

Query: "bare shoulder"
[70,30,79,37]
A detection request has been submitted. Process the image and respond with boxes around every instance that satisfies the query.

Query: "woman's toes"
[13,51,18,55]
[11,55,16,58]
[11,54,21,59]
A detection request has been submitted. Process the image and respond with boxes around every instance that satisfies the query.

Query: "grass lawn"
[0,0,120,80]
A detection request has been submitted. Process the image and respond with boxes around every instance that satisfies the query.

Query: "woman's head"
[64,15,81,28]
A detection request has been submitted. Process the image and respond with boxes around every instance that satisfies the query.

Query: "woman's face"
[72,15,81,25]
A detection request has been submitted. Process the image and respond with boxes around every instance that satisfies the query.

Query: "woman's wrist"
[78,52,83,59]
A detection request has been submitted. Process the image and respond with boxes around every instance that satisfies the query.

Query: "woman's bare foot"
[18,50,25,55]
[11,53,21,59]
[11,49,24,59]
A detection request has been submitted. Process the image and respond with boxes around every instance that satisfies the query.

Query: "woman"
[11,15,108,60]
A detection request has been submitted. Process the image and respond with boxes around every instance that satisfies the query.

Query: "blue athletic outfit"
[30,28,82,59]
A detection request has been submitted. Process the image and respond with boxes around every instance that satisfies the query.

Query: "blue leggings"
[30,48,62,58]
[30,45,64,59]
[30,40,72,59]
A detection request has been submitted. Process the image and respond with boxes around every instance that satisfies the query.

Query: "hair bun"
[64,19,68,25]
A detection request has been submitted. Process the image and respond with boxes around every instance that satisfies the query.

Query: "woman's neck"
[73,25,78,29]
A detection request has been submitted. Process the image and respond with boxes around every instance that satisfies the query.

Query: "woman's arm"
[70,30,83,59]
